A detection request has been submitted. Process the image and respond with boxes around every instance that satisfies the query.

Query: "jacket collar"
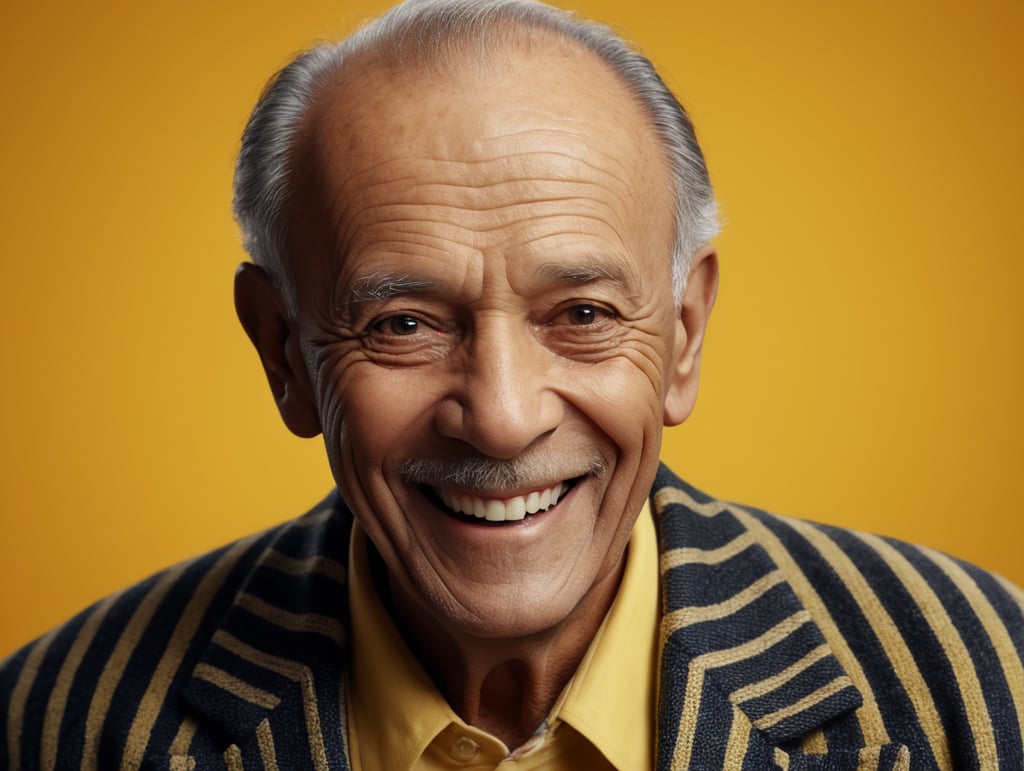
[178,491,354,749]
[650,464,862,748]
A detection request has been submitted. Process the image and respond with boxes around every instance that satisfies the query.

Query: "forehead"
[286,38,674,291]
[308,38,666,169]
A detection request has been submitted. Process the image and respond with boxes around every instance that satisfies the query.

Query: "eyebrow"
[345,271,436,305]
[536,259,635,291]
[339,259,635,314]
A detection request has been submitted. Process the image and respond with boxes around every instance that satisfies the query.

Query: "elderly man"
[3,1,1022,769]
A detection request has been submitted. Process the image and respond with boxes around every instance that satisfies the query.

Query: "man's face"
[273,44,708,640]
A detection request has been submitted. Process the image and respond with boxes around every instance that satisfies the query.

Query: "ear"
[663,245,719,427]
[234,262,322,438]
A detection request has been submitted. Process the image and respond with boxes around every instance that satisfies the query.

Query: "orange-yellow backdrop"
[2,0,1022,657]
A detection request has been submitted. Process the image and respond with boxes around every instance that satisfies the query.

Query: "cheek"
[561,349,670,448]
[318,361,444,480]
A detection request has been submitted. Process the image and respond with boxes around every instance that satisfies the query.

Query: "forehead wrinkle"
[342,161,629,201]
[316,146,643,255]
[328,142,637,198]
[352,195,623,224]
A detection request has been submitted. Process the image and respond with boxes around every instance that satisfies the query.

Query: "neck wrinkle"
[369,541,625,750]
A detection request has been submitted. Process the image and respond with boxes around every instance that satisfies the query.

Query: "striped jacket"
[3,465,1022,770]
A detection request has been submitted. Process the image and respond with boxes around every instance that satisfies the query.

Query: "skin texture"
[235,39,718,748]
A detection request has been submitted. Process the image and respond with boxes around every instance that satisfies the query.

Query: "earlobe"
[663,245,719,427]
[234,263,322,438]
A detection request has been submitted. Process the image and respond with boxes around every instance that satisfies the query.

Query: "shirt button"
[450,735,480,762]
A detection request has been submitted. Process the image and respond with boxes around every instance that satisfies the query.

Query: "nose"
[434,315,563,459]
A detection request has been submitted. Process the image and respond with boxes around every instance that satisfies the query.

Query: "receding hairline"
[282,25,676,284]
[292,21,668,172]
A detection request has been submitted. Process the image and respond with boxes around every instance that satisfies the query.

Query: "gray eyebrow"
[536,260,634,290]
[345,271,436,304]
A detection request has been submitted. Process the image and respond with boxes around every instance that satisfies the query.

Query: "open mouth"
[425,477,583,524]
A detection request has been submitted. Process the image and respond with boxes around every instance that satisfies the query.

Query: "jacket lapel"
[176,493,354,769]
[651,465,865,768]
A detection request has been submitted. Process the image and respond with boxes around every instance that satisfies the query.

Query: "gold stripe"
[256,718,280,771]
[722,704,752,768]
[719,501,890,745]
[214,631,330,771]
[730,643,831,704]
[223,743,244,771]
[80,561,189,771]
[654,487,728,519]
[660,531,756,571]
[168,715,198,756]
[664,571,785,632]
[670,610,813,768]
[670,662,706,770]
[260,550,346,586]
[922,546,1024,741]
[692,609,814,671]
[754,675,851,730]
[894,744,911,771]
[292,506,336,529]
[856,745,883,770]
[6,627,59,771]
[856,533,998,765]
[169,756,195,771]
[860,743,910,771]
[119,536,259,771]
[235,592,345,646]
[41,594,119,771]
[781,517,947,762]
[801,727,828,755]
[774,747,790,769]
[192,663,281,709]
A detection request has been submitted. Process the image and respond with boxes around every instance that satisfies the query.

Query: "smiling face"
[238,40,715,642]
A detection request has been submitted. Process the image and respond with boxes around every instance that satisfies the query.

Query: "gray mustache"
[399,452,606,492]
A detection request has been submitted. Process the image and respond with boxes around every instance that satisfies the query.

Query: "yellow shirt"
[346,502,659,770]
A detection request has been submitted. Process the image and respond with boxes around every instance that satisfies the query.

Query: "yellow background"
[2,0,1022,657]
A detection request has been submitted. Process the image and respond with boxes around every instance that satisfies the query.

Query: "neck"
[371,548,625,749]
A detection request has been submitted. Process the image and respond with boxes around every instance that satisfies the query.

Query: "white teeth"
[436,482,568,522]
[506,496,526,521]
[485,500,505,521]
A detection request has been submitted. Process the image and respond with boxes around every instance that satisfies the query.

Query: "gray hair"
[233,0,719,310]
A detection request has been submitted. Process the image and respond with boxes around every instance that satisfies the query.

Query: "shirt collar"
[556,500,658,770]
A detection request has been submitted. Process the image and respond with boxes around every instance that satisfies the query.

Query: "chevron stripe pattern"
[651,469,1024,769]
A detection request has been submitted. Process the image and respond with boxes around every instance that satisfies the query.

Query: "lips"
[433,481,571,522]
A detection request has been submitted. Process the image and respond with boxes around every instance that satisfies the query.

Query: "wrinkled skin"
[236,41,718,745]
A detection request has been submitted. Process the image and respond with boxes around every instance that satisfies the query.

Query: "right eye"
[359,312,455,362]
[373,315,421,336]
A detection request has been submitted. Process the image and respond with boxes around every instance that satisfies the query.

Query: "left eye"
[564,305,608,325]
[374,316,421,335]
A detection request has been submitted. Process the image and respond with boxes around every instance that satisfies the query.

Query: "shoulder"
[651,464,1024,767]
[0,491,352,770]
[651,463,1024,642]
